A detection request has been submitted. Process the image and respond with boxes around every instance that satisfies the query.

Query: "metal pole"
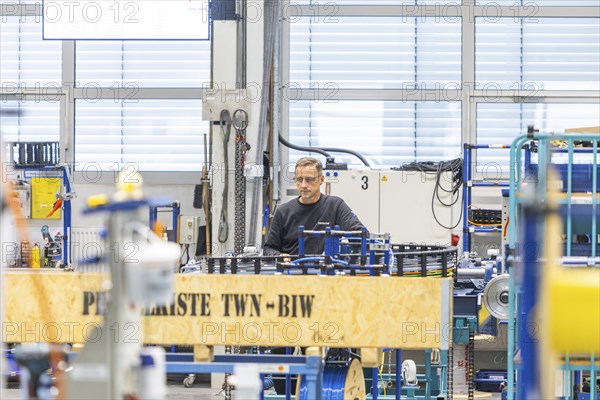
[519,193,541,400]
[463,144,471,252]
[236,0,246,89]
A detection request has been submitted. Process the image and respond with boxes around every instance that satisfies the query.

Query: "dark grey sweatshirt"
[263,193,366,255]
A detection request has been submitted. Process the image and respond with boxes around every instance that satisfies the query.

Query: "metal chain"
[234,137,246,254]
[468,329,475,400]
[222,345,233,400]
[386,351,391,390]
[448,345,454,399]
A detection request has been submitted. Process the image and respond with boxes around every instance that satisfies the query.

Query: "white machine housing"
[323,169,457,245]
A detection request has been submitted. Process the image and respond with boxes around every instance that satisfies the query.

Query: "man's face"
[295,165,323,204]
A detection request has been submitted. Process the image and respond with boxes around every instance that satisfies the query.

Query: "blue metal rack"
[149,201,180,242]
[367,349,449,400]
[173,235,456,399]
[506,132,599,400]
[21,164,73,266]
[166,353,323,400]
[521,143,599,258]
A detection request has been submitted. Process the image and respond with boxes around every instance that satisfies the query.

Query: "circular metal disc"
[482,274,510,320]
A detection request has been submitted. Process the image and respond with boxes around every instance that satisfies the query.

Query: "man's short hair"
[295,157,323,176]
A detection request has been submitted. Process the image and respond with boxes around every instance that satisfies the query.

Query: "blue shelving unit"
[166,353,323,399]
[506,132,599,400]
[20,164,73,266]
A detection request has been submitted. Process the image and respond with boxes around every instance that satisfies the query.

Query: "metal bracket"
[202,89,250,121]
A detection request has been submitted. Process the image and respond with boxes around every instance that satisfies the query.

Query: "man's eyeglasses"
[294,176,318,184]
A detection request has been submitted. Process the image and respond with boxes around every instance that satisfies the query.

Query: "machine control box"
[178,215,200,245]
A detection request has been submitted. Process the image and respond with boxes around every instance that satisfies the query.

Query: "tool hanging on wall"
[233,109,249,254]
[193,136,208,210]
[46,194,62,218]
[218,110,232,243]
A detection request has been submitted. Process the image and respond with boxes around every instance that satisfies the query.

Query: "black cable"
[179,245,187,270]
[278,133,372,167]
[396,158,463,230]
[218,110,231,243]
[432,160,463,230]
[319,147,371,167]
[278,133,331,158]
[431,173,464,230]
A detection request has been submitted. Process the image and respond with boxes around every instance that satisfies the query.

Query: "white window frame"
[279,1,600,178]
[0,2,211,184]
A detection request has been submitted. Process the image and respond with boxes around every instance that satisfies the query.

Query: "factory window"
[288,15,462,166]
[474,15,599,171]
[476,102,600,178]
[476,18,600,91]
[74,99,206,172]
[0,16,62,87]
[290,17,461,89]
[476,0,597,5]
[288,100,461,167]
[73,36,211,172]
[0,100,60,143]
[0,15,61,151]
[75,41,211,88]
[0,0,40,4]
[292,0,460,4]
[73,40,211,171]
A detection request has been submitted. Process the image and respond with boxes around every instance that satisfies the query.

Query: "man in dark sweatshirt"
[263,156,366,256]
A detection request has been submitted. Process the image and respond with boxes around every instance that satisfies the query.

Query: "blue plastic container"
[3,349,20,380]
[578,392,600,400]
[474,369,507,392]
[527,163,600,192]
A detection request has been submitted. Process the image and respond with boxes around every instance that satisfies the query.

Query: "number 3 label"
[361,176,368,190]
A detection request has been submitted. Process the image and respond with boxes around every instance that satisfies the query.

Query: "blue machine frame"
[22,165,73,266]
[506,132,599,400]
[170,229,457,400]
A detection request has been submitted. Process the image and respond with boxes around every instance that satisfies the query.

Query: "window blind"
[288,100,461,168]
[476,103,600,175]
[0,14,61,147]
[74,37,211,171]
[75,41,211,88]
[293,1,459,4]
[0,15,62,86]
[476,18,600,91]
[290,16,461,89]
[74,99,207,172]
[0,100,60,143]
[288,15,462,165]
[476,1,597,5]
[0,0,40,4]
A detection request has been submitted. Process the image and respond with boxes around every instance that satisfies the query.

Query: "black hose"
[278,133,371,167]
[319,147,371,167]
[278,133,331,158]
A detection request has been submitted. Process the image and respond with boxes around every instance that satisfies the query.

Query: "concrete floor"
[3,380,503,400]
[3,375,223,399]
[4,370,505,399]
